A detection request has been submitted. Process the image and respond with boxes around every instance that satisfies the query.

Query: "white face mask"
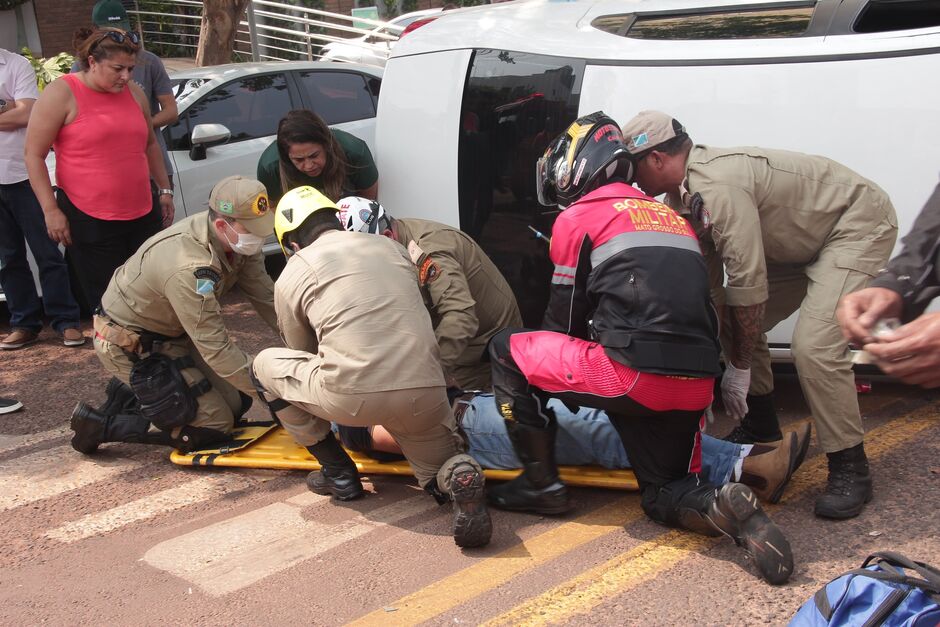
[223,222,265,256]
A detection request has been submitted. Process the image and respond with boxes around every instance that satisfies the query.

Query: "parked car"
[374,0,940,356]
[320,9,442,67]
[163,60,382,239]
[0,60,383,303]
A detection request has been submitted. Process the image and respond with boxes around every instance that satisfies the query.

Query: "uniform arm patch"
[418,257,441,286]
[194,267,221,295]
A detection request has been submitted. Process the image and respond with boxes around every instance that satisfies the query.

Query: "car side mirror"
[189,123,231,161]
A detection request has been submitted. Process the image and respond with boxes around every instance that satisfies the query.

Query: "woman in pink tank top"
[23,27,174,310]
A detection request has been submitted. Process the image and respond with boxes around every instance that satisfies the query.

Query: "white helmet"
[337,196,391,234]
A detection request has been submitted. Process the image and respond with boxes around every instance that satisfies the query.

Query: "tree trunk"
[196,0,250,67]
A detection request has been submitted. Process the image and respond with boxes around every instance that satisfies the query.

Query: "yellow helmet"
[274,186,339,256]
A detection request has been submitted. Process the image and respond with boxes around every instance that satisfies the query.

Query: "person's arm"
[357,180,378,200]
[236,254,279,334]
[148,57,178,128]
[868,178,940,320]
[419,247,479,383]
[24,79,72,245]
[0,98,34,131]
[256,142,284,205]
[339,131,379,198]
[129,82,173,227]
[164,267,257,395]
[274,264,319,354]
[541,213,592,338]
[152,92,178,129]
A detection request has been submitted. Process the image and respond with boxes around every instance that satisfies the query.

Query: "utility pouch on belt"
[129,354,211,430]
[93,315,143,354]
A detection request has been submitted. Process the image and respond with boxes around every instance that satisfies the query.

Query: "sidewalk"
[161,57,198,72]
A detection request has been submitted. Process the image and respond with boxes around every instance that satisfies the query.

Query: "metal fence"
[130,0,403,63]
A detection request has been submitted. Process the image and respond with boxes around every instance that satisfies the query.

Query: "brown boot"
[740,421,811,504]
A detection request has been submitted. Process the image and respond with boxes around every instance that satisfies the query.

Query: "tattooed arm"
[727,302,766,368]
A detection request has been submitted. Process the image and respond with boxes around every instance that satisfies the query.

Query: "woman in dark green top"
[256,109,379,205]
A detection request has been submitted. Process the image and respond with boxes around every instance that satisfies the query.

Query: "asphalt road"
[1,294,937,625]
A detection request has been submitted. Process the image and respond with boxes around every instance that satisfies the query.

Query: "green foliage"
[0,0,30,11]
[401,0,417,12]
[20,48,74,91]
[381,0,399,18]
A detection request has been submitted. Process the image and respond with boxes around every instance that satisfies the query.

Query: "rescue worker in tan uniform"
[338,196,522,390]
[70,176,278,454]
[621,111,897,520]
[250,186,492,549]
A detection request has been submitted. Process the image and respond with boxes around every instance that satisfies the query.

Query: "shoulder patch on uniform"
[418,256,440,286]
[194,267,221,295]
[689,192,710,227]
[407,240,425,265]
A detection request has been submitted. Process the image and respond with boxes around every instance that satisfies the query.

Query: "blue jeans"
[460,394,743,486]
[0,180,80,333]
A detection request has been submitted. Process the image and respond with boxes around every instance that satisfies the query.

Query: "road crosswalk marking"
[144,493,434,596]
[0,445,145,512]
[45,474,255,544]
[0,426,70,456]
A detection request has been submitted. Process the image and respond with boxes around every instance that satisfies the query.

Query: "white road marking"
[0,445,144,512]
[45,475,255,543]
[144,494,434,596]
[0,426,70,456]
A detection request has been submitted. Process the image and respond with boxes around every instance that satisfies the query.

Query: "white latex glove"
[721,363,751,421]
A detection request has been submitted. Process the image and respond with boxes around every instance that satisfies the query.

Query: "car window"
[458,49,585,326]
[165,73,291,150]
[593,4,817,39]
[854,0,940,33]
[296,71,377,125]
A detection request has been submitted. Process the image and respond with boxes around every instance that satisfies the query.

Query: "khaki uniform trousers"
[94,335,242,436]
[716,208,897,453]
[253,347,472,489]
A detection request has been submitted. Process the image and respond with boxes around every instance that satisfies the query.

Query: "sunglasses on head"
[93,29,140,48]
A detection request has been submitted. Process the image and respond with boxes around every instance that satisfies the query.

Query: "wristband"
[158,188,174,197]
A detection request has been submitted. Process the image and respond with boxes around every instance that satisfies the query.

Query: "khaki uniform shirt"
[100,212,277,394]
[674,145,895,307]
[274,229,445,395]
[394,219,523,383]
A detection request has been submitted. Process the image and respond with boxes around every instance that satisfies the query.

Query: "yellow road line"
[482,406,938,627]
[348,497,642,627]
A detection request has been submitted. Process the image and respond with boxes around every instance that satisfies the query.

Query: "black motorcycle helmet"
[536,111,635,208]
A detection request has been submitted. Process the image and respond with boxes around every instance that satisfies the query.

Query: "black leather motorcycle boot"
[306,432,364,501]
[96,377,139,417]
[676,482,793,585]
[70,402,155,454]
[722,392,784,444]
[814,443,873,519]
[487,420,571,515]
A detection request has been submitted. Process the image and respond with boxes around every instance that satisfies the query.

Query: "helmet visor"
[535,152,556,207]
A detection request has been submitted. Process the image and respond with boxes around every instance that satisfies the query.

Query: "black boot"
[70,402,153,454]
[722,393,784,444]
[814,443,872,519]
[673,481,793,585]
[306,432,364,501]
[96,378,139,417]
[445,460,492,548]
[487,421,571,515]
[705,483,794,585]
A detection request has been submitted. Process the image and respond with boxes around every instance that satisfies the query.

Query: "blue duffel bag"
[790,552,940,627]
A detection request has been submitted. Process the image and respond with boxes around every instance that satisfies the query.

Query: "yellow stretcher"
[170,423,639,490]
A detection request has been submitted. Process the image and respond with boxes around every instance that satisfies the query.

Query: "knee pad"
[129,353,210,430]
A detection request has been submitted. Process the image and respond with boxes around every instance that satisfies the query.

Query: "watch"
[158,188,174,197]
[0,99,8,113]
